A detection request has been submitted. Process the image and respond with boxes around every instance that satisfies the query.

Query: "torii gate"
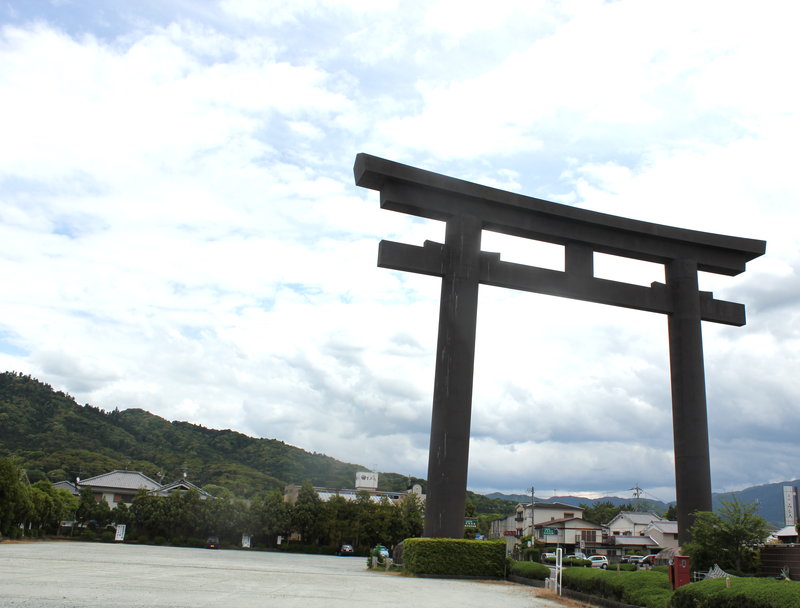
[354,153,765,544]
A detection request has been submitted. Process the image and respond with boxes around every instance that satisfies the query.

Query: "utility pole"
[631,484,643,511]
[528,486,535,539]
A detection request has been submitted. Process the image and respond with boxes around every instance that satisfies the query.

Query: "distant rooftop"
[79,470,161,491]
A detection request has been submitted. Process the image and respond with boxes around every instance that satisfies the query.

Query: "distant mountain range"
[487,480,799,527]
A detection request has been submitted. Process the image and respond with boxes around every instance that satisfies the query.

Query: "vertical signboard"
[784,486,798,527]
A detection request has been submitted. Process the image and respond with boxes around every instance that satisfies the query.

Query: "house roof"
[646,520,678,534]
[155,479,212,498]
[773,525,798,538]
[606,535,658,547]
[79,470,161,491]
[535,517,602,529]
[609,511,664,526]
[53,480,78,495]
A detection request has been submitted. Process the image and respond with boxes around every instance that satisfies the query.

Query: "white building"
[284,472,425,505]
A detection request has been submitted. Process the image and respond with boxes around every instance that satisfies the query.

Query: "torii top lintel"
[354,153,766,326]
[354,153,765,276]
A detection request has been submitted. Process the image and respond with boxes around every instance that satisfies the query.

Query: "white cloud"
[1,0,798,506]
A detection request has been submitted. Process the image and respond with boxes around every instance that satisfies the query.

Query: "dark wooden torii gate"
[354,153,766,544]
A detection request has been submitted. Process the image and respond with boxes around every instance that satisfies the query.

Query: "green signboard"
[542,527,558,535]
[464,518,478,529]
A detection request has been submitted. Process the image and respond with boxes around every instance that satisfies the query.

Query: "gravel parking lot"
[1,541,565,608]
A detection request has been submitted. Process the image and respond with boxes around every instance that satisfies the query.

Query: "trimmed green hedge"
[403,539,505,578]
[543,555,591,567]
[562,567,673,608]
[670,577,800,608]
[509,560,550,580]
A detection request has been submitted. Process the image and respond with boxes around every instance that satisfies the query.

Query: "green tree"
[464,497,478,539]
[258,489,290,547]
[290,481,323,544]
[112,500,133,527]
[352,490,378,549]
[579,501,630,525]
[322,494,352,548]
[0,458,32,536]
[684,499,770,573]
[131,490,168,538]
[662,504,678,521]
[28,480,78,532]
[397,493,424,541]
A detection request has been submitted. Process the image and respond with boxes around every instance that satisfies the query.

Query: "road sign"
[464,518,478,529]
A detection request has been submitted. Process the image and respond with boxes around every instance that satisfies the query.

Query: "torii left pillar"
[425,215,482,538]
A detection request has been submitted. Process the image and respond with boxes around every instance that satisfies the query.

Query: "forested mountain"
[0,372,421,498]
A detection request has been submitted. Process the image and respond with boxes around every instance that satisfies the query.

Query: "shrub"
[81,529,97,542]
[670,577,800,608]
[186,537,205,548]
[100,531,115,543]
[509,560,550,580]
[562,567,672,608]
[521,546,541,562]
[153,536,167,545]
[403,539,506,578]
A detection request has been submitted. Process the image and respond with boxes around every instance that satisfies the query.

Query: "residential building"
[606,511,666,537]
[534,517,605,551]
[602,512,677,559]
[489,501,585,538]
[644,520,679,550]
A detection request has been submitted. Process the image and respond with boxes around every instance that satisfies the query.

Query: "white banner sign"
[784,486,797,527]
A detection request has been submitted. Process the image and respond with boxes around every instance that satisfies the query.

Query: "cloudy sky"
[1,0,798,502]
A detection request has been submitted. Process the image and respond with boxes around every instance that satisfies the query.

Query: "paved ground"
[0,541,567,608]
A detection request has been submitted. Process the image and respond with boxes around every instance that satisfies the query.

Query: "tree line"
[0,458,424,551]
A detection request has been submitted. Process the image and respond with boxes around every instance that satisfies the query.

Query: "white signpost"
[555,547,563,596]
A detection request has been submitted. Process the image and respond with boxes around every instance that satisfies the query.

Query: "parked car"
[541,552,556,562]
[205,536,220,549]
[373,544,389,559]
[565,553,587,561]
[338,544,354,556]
[640,554,656,567]
[627,555,645,564]
[588,555,608,569]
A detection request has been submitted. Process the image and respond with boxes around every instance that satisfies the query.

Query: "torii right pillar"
[668,259,712,545]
